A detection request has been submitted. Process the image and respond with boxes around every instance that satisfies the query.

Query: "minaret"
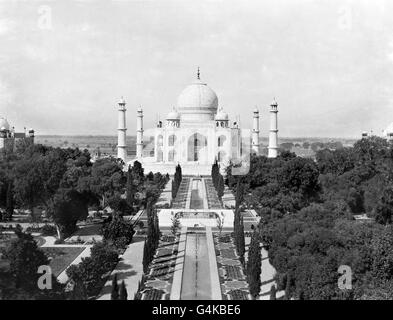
[117,97,127,162]
[28,128,35,144]
[268,98,278,158]
[136,106,144,159]
[252,107,260,154]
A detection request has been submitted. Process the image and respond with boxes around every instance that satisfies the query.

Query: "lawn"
[74,223,102,236]
[41,247,85,277]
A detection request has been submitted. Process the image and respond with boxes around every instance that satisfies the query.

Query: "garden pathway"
[97,239,144,300]
[245,237,285,300]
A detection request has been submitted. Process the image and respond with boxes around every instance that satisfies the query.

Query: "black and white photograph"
[1,0,393,306]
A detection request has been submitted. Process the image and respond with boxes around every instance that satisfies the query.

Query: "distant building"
[0,117,34,154]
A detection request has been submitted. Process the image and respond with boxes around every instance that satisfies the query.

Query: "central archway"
[187,133,208,162]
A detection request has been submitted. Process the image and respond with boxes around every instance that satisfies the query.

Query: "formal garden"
[135,234,179,300]
[214,233,250,300]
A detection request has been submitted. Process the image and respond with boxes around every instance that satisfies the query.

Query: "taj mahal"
[116,69,279,176]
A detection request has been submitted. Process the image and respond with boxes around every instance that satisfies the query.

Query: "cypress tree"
[238,214,246,265]
[172,164,182,198]
[142,238,149,274]
[211,160,219,189]
[172,166,180,199]
[285,274,292,300]
[126,167,136,208]
[270,284,277,300]
[119,280,128,300]
[246,230,261,299]
[146,202,154,262]
[233,179,243,251]
[177,164,182,182]
[5,181,14,221]
[132,160,145,186]
[171,179,177,200]
[70,278,88,300]
[154,209,160,248]
[111,273,119,300]
[217,174,225,201]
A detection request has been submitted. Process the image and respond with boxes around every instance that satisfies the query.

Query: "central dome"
[177,78,218,122]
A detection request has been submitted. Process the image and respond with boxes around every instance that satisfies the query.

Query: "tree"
[107,193,131,216]
[211,160,220,189]
[3,229,49,290]
[234,179,244,255]
[171,179,177,200]
[13,146,92,225]
[217,174,225,201]
[171,215,181,236]
[68,278,88,300]
[216,216,224,238]
[5,181,14,221]
[119,280,128,300]
[172,164,183,200]
[277,157,320,198]
[374,186,393,225]
[237,214,245,265]
[102,216,134,249]
[111,273,119,300]
[142,201,160,273]
[126,166,137,208]
[246,230,261,299]
[353,136,389,166]
[13,154,47,220]
[142,238,150,274]
[66,242,119,296]
[270,284,277,300]
[146,171,154,181]
[371,226,393,280]
[87,157,126,208]
[51,189,89,239]
[280,142,294,151]
[131,160,145,186]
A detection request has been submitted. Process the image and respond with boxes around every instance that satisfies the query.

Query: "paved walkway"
[170,227,187,300]
[41,236,57,246]
[97,240,145,300]
[245,237,285,300]
[156,178,172,207]
[222,187,235,209]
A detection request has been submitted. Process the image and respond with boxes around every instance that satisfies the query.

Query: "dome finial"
[197,66,200,80]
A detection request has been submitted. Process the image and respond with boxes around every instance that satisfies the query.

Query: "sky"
[1,0,393,138]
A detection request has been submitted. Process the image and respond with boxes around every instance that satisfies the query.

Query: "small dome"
[118,97,126,104]
[166,108,180,120]
[384,123,393,136]
[0,117,10,131]
[253,107,259,113]
[215,108,228,121]
[271,98,278,106]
